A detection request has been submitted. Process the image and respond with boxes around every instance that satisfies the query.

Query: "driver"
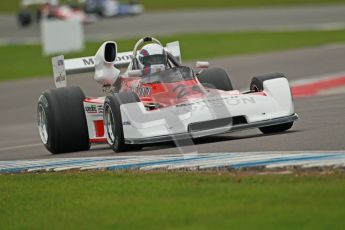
[137,43,168,75]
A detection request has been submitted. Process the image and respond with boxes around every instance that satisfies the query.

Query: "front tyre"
[250,73,294,134]
[37,87,90,154]
[250,72,286,92]
[104,92,142,152]
[259,122,293,134]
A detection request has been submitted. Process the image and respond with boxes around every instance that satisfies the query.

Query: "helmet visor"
[141,54,167,66]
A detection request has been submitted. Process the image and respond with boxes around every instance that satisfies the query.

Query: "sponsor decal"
[83,58,94,66]
[115,54,132,62]
[173,96,256,114]
[52,55,67,88]
[82,54,131,67]
[57,59,64,66]
[122,121,131,126]
[85,104,104,114]
[131,82,152,97]
[173,84,188,99]
[137,85,152,97]
[97,105,104,113]
[55,73,65,83]
[176,96,256,107]
[85,105,97,113]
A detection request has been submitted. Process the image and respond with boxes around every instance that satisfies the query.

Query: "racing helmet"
[137,43,168,75]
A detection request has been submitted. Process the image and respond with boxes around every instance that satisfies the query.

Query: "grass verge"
[1,0,345,13]
[1,30,345,81]
[140,0,345,11]
[0,171,344,229]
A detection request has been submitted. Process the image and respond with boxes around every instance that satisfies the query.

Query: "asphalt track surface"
[0,44,345,160]
[1,6,345,44]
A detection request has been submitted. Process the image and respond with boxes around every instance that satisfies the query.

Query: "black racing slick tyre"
[250,73,294,134]
[197,68,233,91]
[250,72,286,92]
[37,87,90,154]
[104,92,142,152]
[259,122,293,134]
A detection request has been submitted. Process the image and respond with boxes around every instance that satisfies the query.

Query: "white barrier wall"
[41,19,84,55]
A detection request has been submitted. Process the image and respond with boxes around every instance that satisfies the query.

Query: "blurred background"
[1,0,345,80]
[0,0,345,81]
[0,0,345,160]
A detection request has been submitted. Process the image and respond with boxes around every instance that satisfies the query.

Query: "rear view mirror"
[195,61,209,69]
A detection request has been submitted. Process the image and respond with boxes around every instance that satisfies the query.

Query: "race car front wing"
[124,113,298,144]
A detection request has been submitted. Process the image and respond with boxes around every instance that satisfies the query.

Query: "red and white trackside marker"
[290,73,345,98]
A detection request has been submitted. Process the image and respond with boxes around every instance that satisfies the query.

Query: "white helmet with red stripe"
[137,43,168,75]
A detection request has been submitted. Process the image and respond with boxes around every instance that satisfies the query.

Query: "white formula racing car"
[37,37,298,154]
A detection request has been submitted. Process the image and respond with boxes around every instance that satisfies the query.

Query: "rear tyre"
[37,87,90,154]
[250,73,294,134]
[104,92,142,152]
[197,68,233,91]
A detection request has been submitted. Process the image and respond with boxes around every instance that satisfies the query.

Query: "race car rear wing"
[51,41,181,88]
